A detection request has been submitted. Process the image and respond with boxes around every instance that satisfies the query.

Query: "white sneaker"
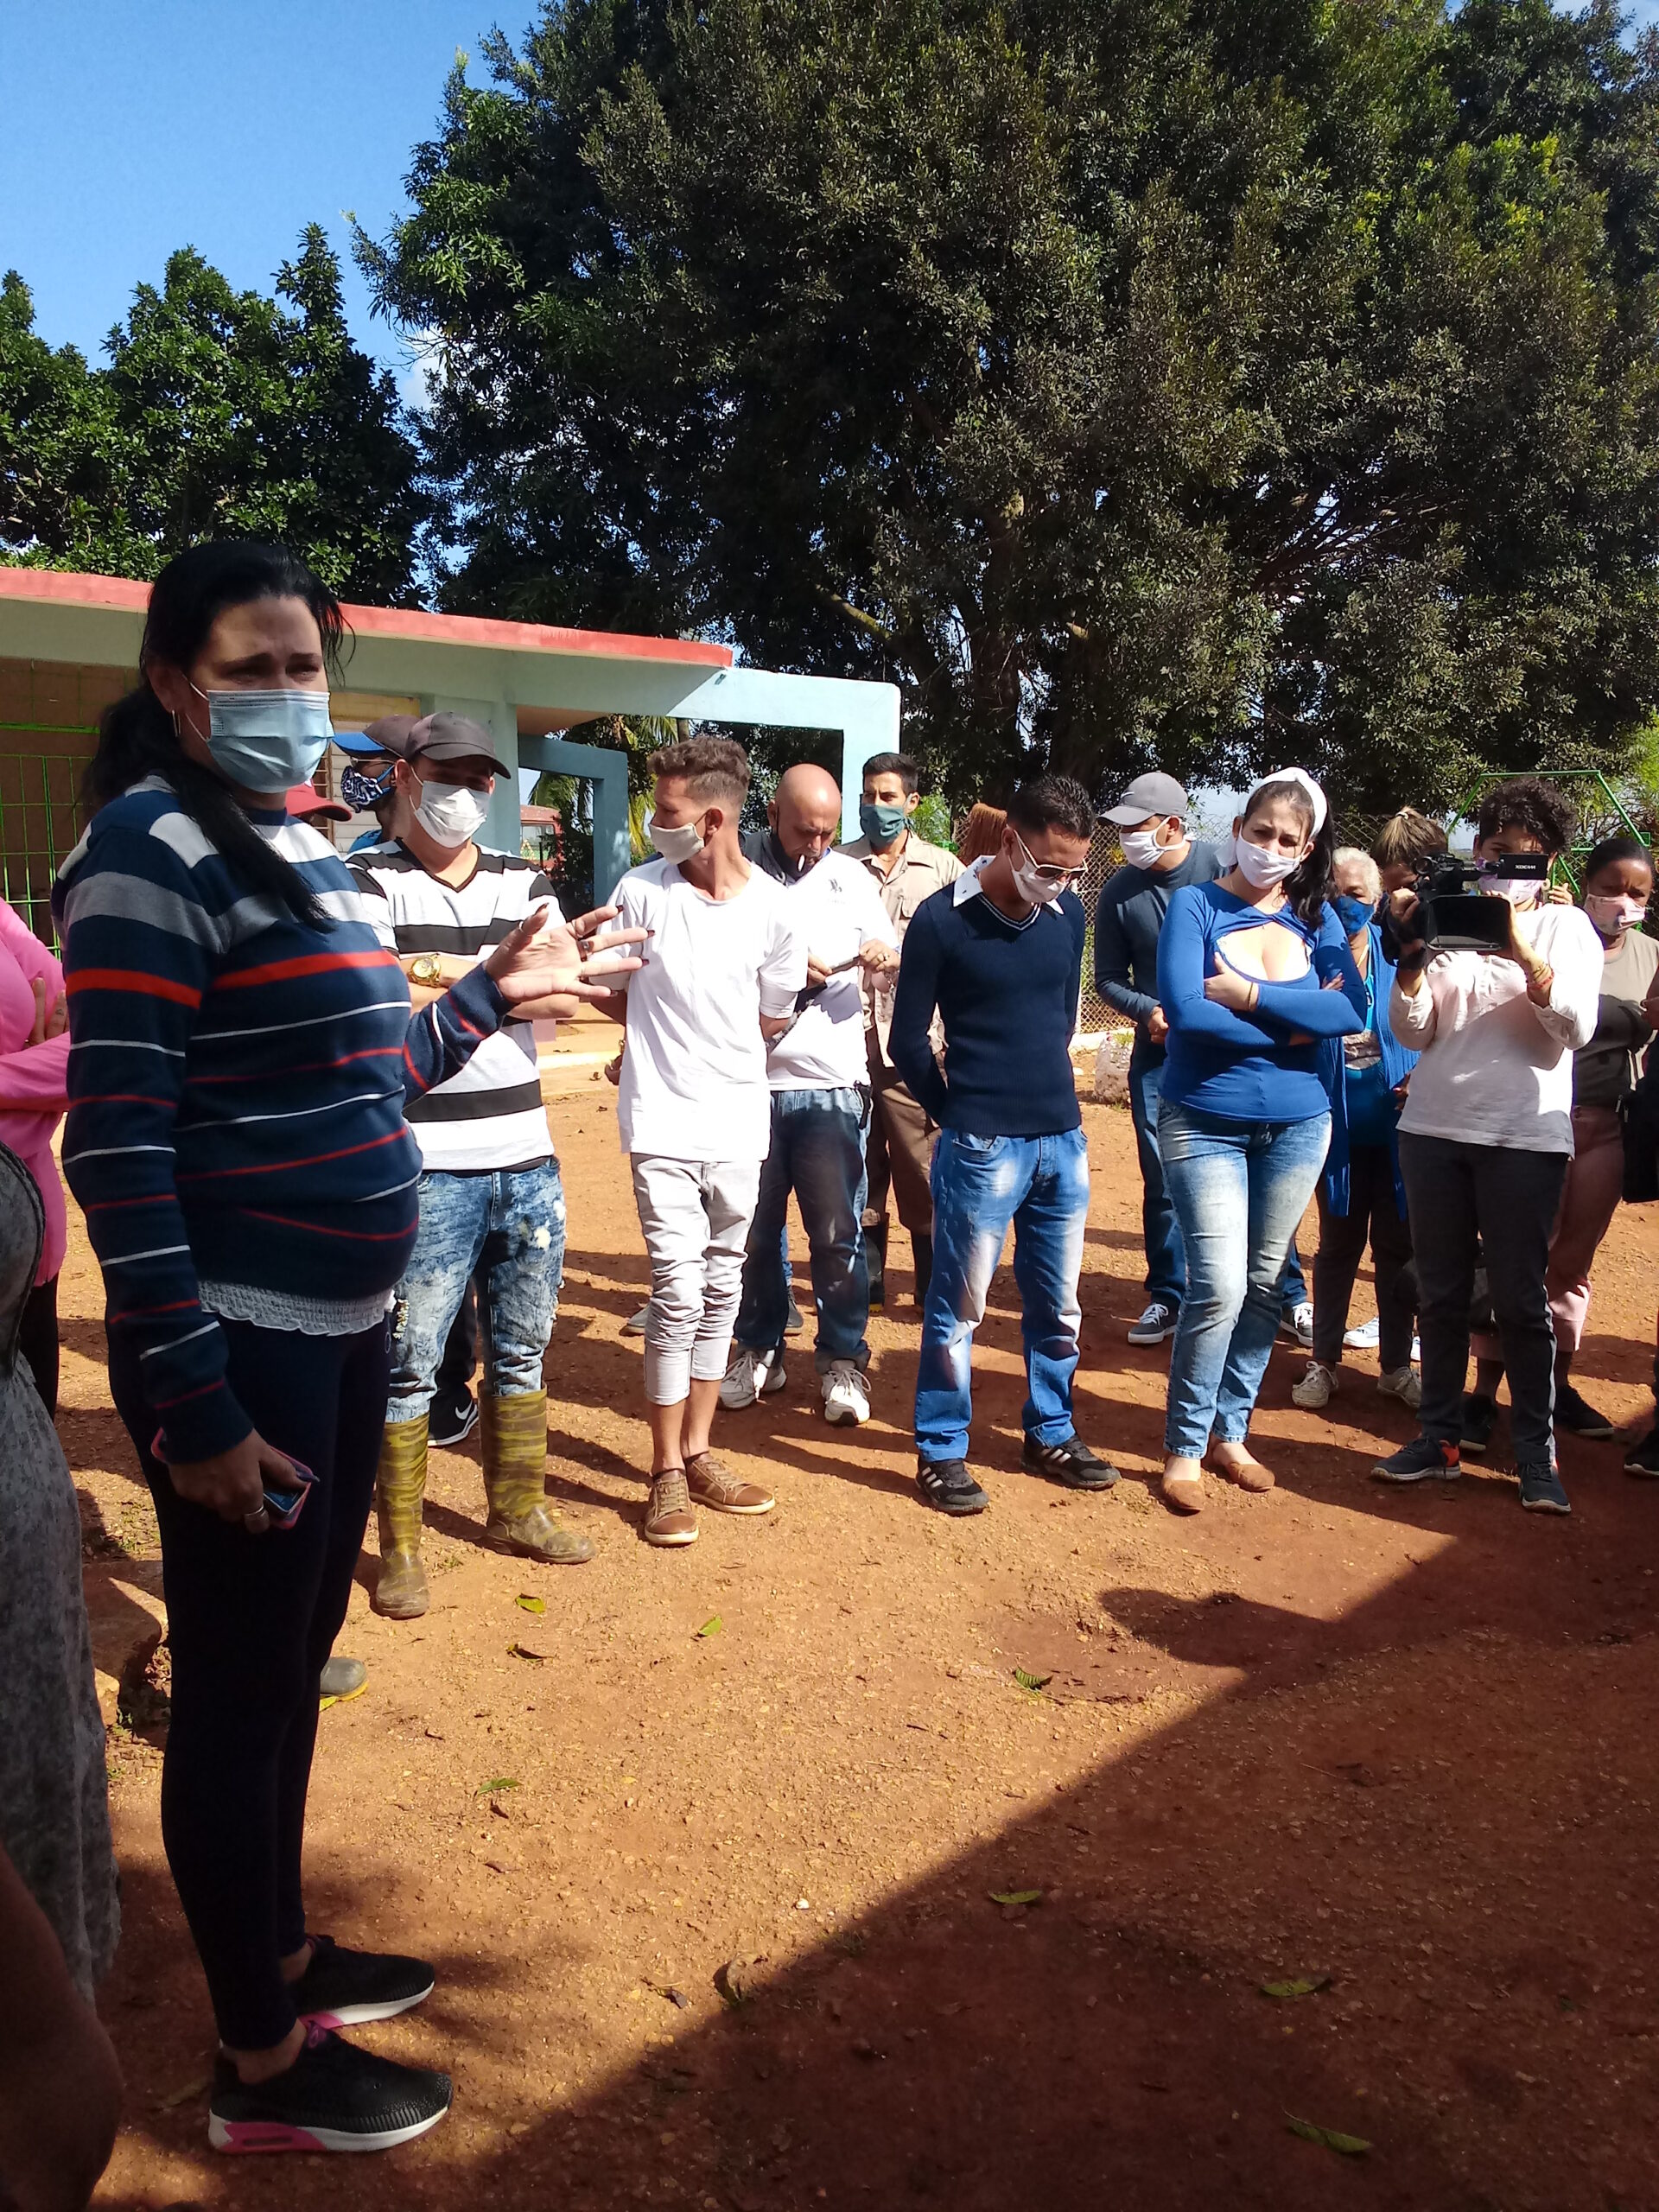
[1344,1314,1380,1351]
[1378,1364,1422,1412]
[1292,1358,1338,1409]
[719,1345,786,1409]
[624,1303,651,1337]
[1128,1300,1178,1345]
[1291,1300,1314,1347]
[821,1360,871,1427]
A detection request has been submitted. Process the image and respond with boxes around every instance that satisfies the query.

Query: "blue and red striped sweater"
[54,779,505,1461]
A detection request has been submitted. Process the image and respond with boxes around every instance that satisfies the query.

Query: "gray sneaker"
[1518,1462,1571,1516]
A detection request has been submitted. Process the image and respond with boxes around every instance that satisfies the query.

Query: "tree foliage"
[0,227,428,600]
[364,0,1659,815]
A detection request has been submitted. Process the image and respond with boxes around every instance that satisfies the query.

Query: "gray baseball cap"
[1103,771,1188,825]
[405,710,513,776]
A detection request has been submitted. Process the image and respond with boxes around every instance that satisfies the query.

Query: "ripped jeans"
[386,1160,566,1421]
[914,1127,1089,1464]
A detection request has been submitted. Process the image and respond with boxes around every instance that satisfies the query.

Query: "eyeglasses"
[1012,829,1086,887]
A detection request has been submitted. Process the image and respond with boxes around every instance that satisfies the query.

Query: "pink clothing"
[0,904,68,1284]
[1545,1103,1626,1356]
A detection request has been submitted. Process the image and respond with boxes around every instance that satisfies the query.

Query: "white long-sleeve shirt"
[1391,902,1603,1154]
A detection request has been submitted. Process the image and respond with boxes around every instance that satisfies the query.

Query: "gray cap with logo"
[405,711,513,776]
[1103,772,1188,826]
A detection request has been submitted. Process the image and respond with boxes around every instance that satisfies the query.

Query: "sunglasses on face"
[1012,829,1086,887]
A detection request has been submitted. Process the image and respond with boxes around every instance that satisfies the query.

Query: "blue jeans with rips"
[914,1126,1089,1465]
[1158,1102,1330,1457]
[386,1160,566,1422]
[734,1087,870,1372]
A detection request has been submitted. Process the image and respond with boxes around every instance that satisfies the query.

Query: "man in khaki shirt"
[838,751,962,1306]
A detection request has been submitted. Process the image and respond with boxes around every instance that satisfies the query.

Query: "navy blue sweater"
[888,876,1085,1136]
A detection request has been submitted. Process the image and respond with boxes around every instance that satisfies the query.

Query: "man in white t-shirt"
[604,738,808,1547]
[720,766,898,1426]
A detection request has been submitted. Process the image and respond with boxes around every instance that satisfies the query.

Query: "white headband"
[1249,766,1327,834]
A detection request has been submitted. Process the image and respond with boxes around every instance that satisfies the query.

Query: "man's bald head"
[769,763,842,871]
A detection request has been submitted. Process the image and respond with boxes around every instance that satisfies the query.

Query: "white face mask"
[414,779,491,848]
[647,812,706,866]
[1007,830,1073,907]
[1479,873,1543,909]
[1586,891,1648,936]
[1234,837,1303,890]
[1119,828,1167,872]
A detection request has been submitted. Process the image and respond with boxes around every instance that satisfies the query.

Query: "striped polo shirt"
[54,779,507,1462]
[346,842,558,1173]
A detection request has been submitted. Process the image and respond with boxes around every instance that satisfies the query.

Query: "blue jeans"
[915,1127,1088,1464]
[386,1160,566,1421]
[1128,1052,1185,1308]
[734,1088,870,1371]
[1132,1052,1304,1314]
[1159,1103,1330,1456]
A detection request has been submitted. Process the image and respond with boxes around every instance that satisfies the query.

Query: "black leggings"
[18,1274,59,1420]
[108,1312,390,2050]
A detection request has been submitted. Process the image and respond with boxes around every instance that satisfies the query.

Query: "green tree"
[364,0,1659,817]
[0,227,429,599]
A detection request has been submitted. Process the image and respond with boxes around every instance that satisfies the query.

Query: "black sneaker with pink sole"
[208,2022,451,2154]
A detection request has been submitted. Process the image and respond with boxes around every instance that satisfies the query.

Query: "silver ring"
[244,1504,271,1534]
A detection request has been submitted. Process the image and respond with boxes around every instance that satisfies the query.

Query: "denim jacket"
[1318,918,1418,1217]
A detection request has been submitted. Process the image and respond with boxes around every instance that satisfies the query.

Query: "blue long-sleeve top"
[1156,880,1367,1122]
[1317,918,1418,1215]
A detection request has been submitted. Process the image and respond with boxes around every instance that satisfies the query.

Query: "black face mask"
[768,828,810,878]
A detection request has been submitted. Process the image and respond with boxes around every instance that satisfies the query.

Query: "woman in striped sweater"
[55,541,640,2156]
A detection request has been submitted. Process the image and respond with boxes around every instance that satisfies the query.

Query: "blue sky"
[3,0,1657,385]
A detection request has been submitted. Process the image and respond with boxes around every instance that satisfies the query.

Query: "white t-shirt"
[1392,901,1603,1154]
[612,858,807,1160]
[764,851,897,1090]
[347,841,559,1172]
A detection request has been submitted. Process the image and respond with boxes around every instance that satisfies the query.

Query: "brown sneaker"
[644,1469,698,1548]
[685,1452,775,1516]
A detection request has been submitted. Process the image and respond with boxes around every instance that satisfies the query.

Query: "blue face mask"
[859,799,909,851]
[1332,893,1375,938]
[340,763,394,812]
[194,686,333,795]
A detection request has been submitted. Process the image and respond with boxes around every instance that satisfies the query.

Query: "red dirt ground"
[69,1095,1659,2212]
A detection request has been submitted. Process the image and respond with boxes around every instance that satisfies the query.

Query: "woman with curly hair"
[1376,777,1603,1512]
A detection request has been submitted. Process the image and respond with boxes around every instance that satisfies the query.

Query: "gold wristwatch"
[408,953,443,988]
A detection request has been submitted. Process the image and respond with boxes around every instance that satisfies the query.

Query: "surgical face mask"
[1586,891,1649,937]
[1479,871,1543,909]
[1118,827,1167,873]
[413,777,491,847]
[1332,892,1375,938]
[648,811,706,866]
[1008,830,1076,908]
[859,800,909,851]
[194,686,332,794]
[1234,837,1303,890]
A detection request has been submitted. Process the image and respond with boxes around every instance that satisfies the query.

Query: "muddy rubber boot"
[912,1231,933,1308]
[481,1389,594,1565]
[372,1416,430,1619]
[865,1217,887,1312]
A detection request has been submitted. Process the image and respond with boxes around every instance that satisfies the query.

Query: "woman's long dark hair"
[86,541,347,930]
[1240,775,1335,928]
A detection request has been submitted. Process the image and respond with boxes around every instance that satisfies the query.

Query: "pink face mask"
[1586,892,1649,937]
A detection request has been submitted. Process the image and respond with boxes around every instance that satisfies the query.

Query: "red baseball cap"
[287,785,353,823]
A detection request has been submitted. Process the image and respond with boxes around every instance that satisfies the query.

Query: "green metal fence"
[0,728,93,947]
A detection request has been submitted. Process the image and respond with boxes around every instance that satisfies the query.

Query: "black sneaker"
[1022,1433,1120,1491]
[208,2023,451,2154]
[1518,1461,1571,1515]
[1372,1435,1462,1485]
[1624,1428,1659,1478]
[1459,1392,1498,1456]
[429,1384,478,1449]
[917,1459,989,1515]
[1555,1383,1615,1440]
[289,1933,435,2028]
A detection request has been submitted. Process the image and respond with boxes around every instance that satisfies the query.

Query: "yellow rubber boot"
[371,1415,430,1619]
[481,1389,594,1565]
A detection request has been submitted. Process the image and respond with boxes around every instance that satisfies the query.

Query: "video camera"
[1385,853,1554,959]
